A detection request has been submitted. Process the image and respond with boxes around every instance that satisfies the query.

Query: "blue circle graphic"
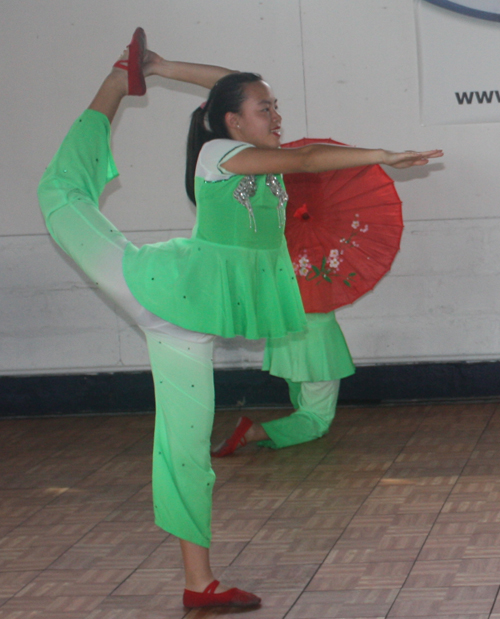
[423,0,500,21]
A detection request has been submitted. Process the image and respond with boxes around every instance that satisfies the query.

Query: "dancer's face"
[226,81,282,149]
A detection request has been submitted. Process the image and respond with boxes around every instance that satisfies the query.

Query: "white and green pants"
[260,379,341,449]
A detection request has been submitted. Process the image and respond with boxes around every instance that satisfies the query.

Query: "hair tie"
[200,101,207,110]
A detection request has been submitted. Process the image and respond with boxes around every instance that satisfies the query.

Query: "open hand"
[384,149,444,169]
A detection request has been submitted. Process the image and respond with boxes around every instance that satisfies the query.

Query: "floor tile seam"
[218,439,358,569]
[10,586,112,601]
[109,479,154,518]
[268,587,304,619]
[293,582,497,594]
[276,426,413,619]
[25,483,158,578]
[384,404,499,618]
[73,425,154,474]
[297,408,417,499]
[81,606,191,619]
[328,405,432,553]
[373,404,444,619]
[2,491,75,547]
[49,417,153,469]
[5,431,153,534]
[443,401,500,499]
[80,609,192,619]
[474,404,500,452]
[223,471,317,568]
[462,408,500,618]
[385,585,500,618]
[0,445,76,524]
[298,423,359,478]
[489,585,500,618]
[12,534,112,585]
[0,570,41,606]
[220,413,382,570]
[64,430,158,537]
[92,565,149,605]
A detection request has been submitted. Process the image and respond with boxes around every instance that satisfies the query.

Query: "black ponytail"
[185,106,213,204]
[185,72,262,205]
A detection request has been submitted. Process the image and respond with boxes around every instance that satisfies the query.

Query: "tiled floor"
[1,401,500,618]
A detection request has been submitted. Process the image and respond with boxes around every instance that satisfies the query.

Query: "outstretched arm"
[222,143,443,176]
[144,52,236,89]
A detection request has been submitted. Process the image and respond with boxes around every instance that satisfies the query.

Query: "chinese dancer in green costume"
[212,311,355,456]
[262,311,355,448]
[37,28,442,608]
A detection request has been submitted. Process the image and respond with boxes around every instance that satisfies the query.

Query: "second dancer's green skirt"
[263,311,355,382]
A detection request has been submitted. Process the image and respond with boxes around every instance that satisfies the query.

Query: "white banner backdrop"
[416,0,500,124]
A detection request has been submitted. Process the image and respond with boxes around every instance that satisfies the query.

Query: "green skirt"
[263,311,355,382]
[123,236,306,340]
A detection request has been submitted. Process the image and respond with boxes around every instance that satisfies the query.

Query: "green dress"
[123,139,307,340]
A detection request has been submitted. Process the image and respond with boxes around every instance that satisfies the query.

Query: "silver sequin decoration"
[266,175,288,228]
[233,174,289,232]
[233,175,258,230]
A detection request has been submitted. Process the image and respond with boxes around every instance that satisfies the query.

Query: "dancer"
[212,310,355,456]
[38,28,442,608]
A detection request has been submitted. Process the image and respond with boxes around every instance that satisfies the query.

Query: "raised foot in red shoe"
[211,416,253,458]
[183,579,261,608]
[113,27,147,96]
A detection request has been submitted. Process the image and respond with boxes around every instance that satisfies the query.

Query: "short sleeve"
[196,139,254,181]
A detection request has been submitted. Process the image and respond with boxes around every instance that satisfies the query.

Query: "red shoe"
[183,579,261,608]
[211,416,253,457]
[113,27,147,96]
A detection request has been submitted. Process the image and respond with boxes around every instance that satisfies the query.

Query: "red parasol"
[282,137,404,313]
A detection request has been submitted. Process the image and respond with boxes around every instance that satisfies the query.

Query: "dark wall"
[1,361,499,418]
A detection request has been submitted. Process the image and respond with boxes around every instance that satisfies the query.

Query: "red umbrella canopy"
[283,138,404,313]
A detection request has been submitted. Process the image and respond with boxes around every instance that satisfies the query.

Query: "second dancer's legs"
[259,379,341,448]
[212,311,353,457]
[212,378,341,456]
